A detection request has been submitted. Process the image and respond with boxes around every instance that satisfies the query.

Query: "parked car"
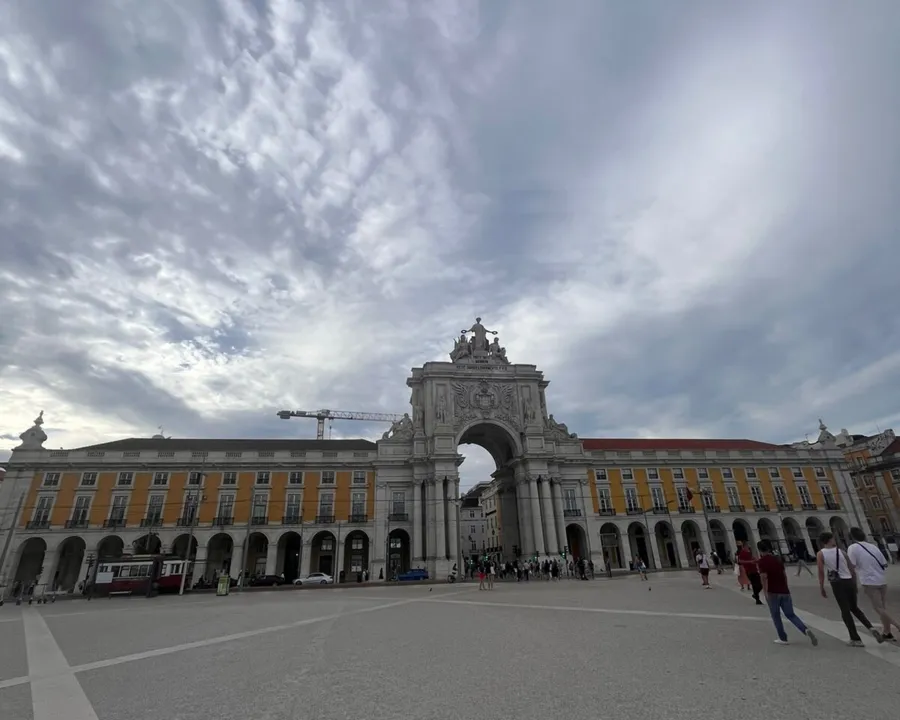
[293,572,333,585]
[396,568,429,581]
[248,574,285,587]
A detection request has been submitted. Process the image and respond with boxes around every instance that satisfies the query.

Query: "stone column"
[298,537,312,578]
[264,541,278,575]
[41,547,60,591]
[425,479,436,562]
[229,544,243,580]
[541,480,558,554]
[372,482,388,580]
[551,480,566,551]
[192,545,208,584]
[412,480,424,562]
[447,479,459,564]
[646,528,662,570]
[76,544,98,591]
[516,481,532,555]
[529,476,546,556]
[435,478,447,561]
[673,531,690,567]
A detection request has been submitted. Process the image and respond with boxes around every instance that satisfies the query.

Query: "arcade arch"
[54,536,86,592]
[387,529,411,578]
[277,531,302,582]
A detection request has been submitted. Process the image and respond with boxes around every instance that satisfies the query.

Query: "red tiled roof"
[581,438,783,452]
[881,438,900,457]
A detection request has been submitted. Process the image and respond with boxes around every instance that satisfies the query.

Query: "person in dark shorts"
[695,549,711,588]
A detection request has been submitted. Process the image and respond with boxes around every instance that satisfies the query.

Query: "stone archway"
[626,522,652,569]
[387,529,411,578]
[757,517,778,550]
[206,533,234,578]
[565,523,589,561]
[598,522,622,569]
[244,532,268,577]
[277,531,303,582]
[782,517,808,559]
[708,520,730,562]
[310,531,337,576]
[830,516,850,546]
[805,517,825,553]
[172,534,198,561]
[681,520,702,565]
[54,536,86,592]
[654,521,678,568]
[97,535,124,559]
[133,534,162,555]
[14,537,47,587]
[343,530,370,581]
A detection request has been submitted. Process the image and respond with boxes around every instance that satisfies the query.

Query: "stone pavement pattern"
[1,572,899,720]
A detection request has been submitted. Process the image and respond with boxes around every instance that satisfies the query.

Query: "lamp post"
[179,491,206,596]
[83,552,95,601]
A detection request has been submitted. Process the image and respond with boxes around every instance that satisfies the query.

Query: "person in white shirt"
[847,526,899,642]
[695,550,710,589]
[817,531,884,647]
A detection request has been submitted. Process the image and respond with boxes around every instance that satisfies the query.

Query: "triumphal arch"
[373,318,598,579]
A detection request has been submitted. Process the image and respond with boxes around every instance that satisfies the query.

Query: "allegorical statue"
[461,317,497,353]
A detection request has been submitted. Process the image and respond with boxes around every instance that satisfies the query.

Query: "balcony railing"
[281,515,301,525]
[728,504,745,513]
[26,519,50,530]
[598,508,616,516]
[678,506,696,514]
[753,504,770,512]
[214,516,234,527]
[563,508,582,518]
[825,500,840,510]
[388,512,409,522]
[176,517,198,527]
[349,514,368,523]
[65,518,89,529]
[651,507,669,514]
[104,518,127,529]
[251,515,269,525]
[801,503,817,511]
[626,508,643,516]
[316,514,335,524]
[140,517,162,527]
[704,505,721,513]
[776,503,794,512]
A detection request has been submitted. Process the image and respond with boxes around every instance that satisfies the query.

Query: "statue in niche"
[382,413,414,440]
[436,391,448,423]
[523,397,536,423]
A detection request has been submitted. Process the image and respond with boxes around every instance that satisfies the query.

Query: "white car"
[293,572,334,585]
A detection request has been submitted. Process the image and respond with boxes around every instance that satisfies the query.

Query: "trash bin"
[339,570,345,584]
[356,571,362,583]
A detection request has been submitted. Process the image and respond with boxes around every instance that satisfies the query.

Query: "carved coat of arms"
[451,381,520,429]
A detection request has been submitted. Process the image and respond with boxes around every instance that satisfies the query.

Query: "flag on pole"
[685,487,694,502]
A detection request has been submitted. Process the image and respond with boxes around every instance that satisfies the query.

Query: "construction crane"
[277,409,405,440]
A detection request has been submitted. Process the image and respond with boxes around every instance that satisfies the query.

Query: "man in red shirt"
[757,540,818,646]
[737,541,763,605]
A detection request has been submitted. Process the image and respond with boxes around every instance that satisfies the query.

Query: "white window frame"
[698,467,709,479]
[726,485,740,507]
[871,495,883,510]
[625,487,640,512]
[289,471,303,485]
[117,471,134,487]
[597,488,612,512]
[701,487,716,510]
[318,491,335,516]
[222,471,237,486]
[284,492,301,520]
[32,496,54,524]
[109,495,128,522]
[153,471,169,487]
[767,467,780,482]
[797,484,812,505]
[864,475,875,488]
[648,468,659,480]
[216,494,235,520]
[746,467,757,479]
[790,467,803,479]
[676,486,691,509]
[352,470,367,485]
[750,485,764,507]
[722,467,733,479]
[251,493,268,521]
[255,471,270,486]
[673,468,684,480]
[773,485,788,506]
[621,468,634,481]
[596,468,608,481]
[321,470,336,486]
[350,491,366,517]
[71,495,91,524]
[815,466,826,478]
[651,486,665,509]
[391,491,406,515]
[80,472,98,487]
[43,472,61,488]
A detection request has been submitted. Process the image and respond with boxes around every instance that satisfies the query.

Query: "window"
[563,488,578,511]
[676,487,691,509]
[43,472,61,487]
[285,493,301,521]
[289,471,303,485]
[252,493,268,521]
[815,466,826,478]
[32,496,53,524]
[222,472,237,485]
[392,491,406,515]
[181,494,199,524]
[750,485,764,507]
[255,471,270,485]
[880,517,891,533]
[470,541,477,551]
[852,475,860,488]
[80,472,97,487]
[621,468,634,481]
[153,472,169,486]
[872,495,883,510]
[891,468,900,481]
[791,467,803,479]
[797,484,812,505]
[350,536,365,572]
[698,468,709,479]
[746,467,757,479]
[320,536,334,552]
[217,494,234,520]
[864,475,875,488]
[188,471,203,486]
[351,491,366,516]
[318,491,335,517]
[147,494,164,522]
[469,511,475,519]
[726,486,740,507]
[71,496,91,524]
[117,472,133,487]
[722,467,733,479]
[648,468,659,480]
[625,487,640,512]
[597,488,612,512]
[109,495,128,522]
[673,468,684,479]
[352,470,367,485]
[702,488,716,510]
[774,485,788,506]
[596,468,607,480]
[470,525,477,534]
[820,483,835,502]
[767,468,780,482]
[321,470,335,485]
[651,486,665,509]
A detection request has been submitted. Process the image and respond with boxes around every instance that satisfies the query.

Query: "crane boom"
[277,408,405,440]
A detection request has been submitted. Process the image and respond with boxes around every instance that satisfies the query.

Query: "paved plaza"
[1,569,899,720]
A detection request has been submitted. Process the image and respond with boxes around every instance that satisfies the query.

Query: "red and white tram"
[92,555,193,596]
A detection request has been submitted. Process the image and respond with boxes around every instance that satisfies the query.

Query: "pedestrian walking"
[847,527,899,642]
[795,556,814,576]
[737,541,763,604]
[816,531,884,647]
[757,540,818,647]
[695,549,711,588]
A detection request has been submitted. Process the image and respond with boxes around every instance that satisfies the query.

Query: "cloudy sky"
[2,0,899,489]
